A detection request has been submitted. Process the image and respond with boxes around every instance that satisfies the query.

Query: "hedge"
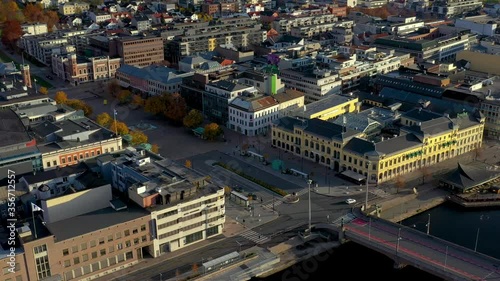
[215,162,288,196]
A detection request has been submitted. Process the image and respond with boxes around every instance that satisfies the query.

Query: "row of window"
[63,251,134,280]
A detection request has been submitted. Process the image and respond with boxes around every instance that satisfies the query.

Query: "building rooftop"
[21,164,87,184]
[118,64,193,85]
[230,95,278,112]
[274,89,304,103]
[293,94,356,117]
[45,202,149,241]
[208,80,251,92]
[0,108,33,147]
[402,108,444,122]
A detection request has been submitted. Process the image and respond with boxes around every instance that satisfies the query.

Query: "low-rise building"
[52,54,122,85]
[21,23,48,36]
[237,69,285,95]
[31,115,122,170]
[292,94,360,120]
[279,68,342,103]
[115,64,193,96]
[107,147,225,257]
[432,0,483,18]
[89,11,112,23]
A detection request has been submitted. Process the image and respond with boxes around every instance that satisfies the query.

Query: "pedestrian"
[260,197,263,203]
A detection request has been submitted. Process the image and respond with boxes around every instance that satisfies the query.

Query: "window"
[82,254,88,262]
[100,249,106,256]
[133,238,139,245]
[63,249,69,256]
[81,243,87,250]
[34,244,47,254]
[73,257,80,265]
[107,235,113,242]
[132,228,138,234]
[140,224,146,232]
[35,255,51,279]
[117,243,123,250]
[141,235,147,242]
[72,246,78,253]
[90,240,96,247]
[125,240,131,247]
[109,246,114,253]
[124,230,130,237]
[53,160,57,166]
[91,252,97,259]
[62,158,66,164]
[47,162,51,167]
[116,232,122,239]
[99,238,104,245]
[63,260,70,267]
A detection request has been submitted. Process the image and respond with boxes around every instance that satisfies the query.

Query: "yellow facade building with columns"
[272,109,485,184]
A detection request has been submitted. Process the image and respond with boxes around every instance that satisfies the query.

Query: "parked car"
[345,198,356,204]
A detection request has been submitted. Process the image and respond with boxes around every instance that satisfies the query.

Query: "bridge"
[340,214,500,281]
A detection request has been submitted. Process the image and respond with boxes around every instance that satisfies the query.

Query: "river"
[254,202,500,281]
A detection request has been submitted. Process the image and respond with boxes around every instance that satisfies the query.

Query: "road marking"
[239,229,270,244]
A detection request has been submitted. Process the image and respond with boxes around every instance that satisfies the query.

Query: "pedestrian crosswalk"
[370,188,390,198]
[239,229,270,244]
[331,213,356,227]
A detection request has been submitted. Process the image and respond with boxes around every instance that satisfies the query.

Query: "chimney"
[21,64,32,88]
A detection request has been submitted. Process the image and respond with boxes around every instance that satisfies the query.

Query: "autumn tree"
[23,3,44,23]
[1,20,23,49]
[164,93,187,124]
[109,121,129,135]
[129,130,148,146]
[54,91,68,104]
[66,99,93,116]
[117,90,132,104]
[203,123,222,141]
[183,109,203,128]
[420,166,431,185]
[185,160,192,168]
[132,94,145,108]
[96,112,112,127]
[224,186,231,197]
[0,1,23,22]
[395,175,405,194]
[107,80,121,97]
[39,87,49,95]
[151,144,159,154]
[44,11,59,32]
[144,95,167,115]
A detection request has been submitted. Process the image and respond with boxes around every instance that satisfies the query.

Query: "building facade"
[115,36,164,68]
[271,109,485,184]
[52,54,122,85]
[279,68,342,103]
[59,2,90,15]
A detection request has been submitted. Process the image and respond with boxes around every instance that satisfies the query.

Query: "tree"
[183,109,203,128]
[107,80,121,97]
[192,263,199,274]
[117,90,132,104]
[96,113,112,127]
[185,160,192,169]
[224,186,231,197]
[0,1,23,22]
[44,11,59,32]
[473,146,483,161]
[132,94,145,108]
[144,95,167,115]
[164,93,187,124]
[151,144,160,154]
[109,121,129,135]
[66,99,93,116]
[1,20,22,49]
[54,91,67,104]
[129,130,148,146]
[203,123,222,141]
[39,87,49,95]
[23,3,44,23]
[420,166,431,185]
[395,175,405,194]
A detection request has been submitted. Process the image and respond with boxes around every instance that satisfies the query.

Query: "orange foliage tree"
[109,121,129,135]
[1,20,23,49]
[55,91,68,104]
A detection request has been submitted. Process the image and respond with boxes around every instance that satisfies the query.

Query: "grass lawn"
[33,76,53,89]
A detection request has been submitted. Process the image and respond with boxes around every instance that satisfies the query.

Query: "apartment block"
[52,53,122,85]
[432,0,483,18]
[108,148,225,257]
[18,35,75,65]
[279,68,342,103]
[21,23,48,36]
[115,36,164,68]
[163,17,266,63]
[291,20,354,40]
[59,2,90,15]
[272,13,339,34]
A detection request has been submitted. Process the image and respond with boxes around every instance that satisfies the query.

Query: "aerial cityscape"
[0,0,499,280]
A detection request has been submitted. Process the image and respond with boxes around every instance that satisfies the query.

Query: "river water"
[254,202,500,281]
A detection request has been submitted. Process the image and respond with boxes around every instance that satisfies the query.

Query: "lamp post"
[396,227,402,255]
[368,217,372,241]
[160,273,163,281]
[474,228,480,252]
[307,179,313,234]
[365,161,371,212]
[426,213,431,235]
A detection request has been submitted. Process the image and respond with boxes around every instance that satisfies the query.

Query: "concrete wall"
[42,184,112,223]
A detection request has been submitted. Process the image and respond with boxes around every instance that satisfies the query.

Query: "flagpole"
[113,109,119,150]
[32,207,37,239]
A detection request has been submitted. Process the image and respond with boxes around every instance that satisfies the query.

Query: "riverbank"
[448,194,500,208]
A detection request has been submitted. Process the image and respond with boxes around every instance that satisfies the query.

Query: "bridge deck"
[345,216,500,281]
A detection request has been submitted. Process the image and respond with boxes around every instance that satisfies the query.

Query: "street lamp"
[427,213,431,235]
[160,273,163,281]
[474,228,480,252]
[365,161,371,212]
[307,179,313,234]
[396,227,402,255]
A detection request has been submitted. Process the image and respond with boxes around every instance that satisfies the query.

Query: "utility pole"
[396,227,401,255]
[308,179,312,234]
[368,217,372,241]
[474,228,480,252]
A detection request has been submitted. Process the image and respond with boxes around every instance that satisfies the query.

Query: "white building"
[21,23,48,36]
[455,15,498,36]
[280,68,342,103]
[108,147,225,257]
[89,11,112,23]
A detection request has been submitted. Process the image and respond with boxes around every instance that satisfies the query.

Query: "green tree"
[203,123,222,141]
[96,113,112,127]
[183,109,203,128]
[117,89,132,104]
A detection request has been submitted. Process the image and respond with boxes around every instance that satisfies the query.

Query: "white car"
[345,198,356,204]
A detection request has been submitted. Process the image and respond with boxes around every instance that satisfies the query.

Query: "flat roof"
[46,204,150,241]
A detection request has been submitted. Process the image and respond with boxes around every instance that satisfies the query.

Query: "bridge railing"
[345,230,471,281]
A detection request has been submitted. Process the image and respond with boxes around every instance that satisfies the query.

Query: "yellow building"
[59,2,90,16]
[272,108,485,184]
[298,94,360,120]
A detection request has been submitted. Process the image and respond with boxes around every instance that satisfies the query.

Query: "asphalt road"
[345,216,500,281]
